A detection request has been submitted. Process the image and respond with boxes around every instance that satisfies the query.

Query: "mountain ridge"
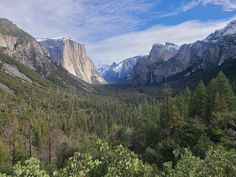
[131,20,236,85]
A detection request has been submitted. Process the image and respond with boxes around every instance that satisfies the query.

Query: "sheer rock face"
[0,18,51,75]
[132,43,179,84]
[41,38,106,85]
[132,20,236,85]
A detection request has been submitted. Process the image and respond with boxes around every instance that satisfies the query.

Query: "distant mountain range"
[98,56,147,83]
[98,20,236,85]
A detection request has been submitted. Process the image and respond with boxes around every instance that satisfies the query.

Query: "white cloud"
[159,0,236,18]
[0,0,156,41]
[201,0,236,11]
[87,17,236,65]
[181,1,200,12]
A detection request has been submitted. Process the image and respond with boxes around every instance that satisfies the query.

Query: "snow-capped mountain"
[98,56,147,83]
[206,20,236,40]
[97,64,110,75]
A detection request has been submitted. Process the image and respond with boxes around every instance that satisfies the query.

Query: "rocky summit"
[40,38,106,85]
[132,42,179,84]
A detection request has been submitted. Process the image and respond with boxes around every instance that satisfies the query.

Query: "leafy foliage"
[1,141,155,177]
[163,146,236,177]
[12,158,49,177]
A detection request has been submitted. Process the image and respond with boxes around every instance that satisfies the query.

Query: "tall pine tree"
[191,81,207,122]
[213,72,236,112]
[160,88,184,136]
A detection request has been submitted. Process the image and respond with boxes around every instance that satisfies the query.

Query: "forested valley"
[0,53,236,176]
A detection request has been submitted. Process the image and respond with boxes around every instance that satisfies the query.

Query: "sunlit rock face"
[40,38,106,85]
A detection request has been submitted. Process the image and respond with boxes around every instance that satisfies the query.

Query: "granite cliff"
[40,38,106,85]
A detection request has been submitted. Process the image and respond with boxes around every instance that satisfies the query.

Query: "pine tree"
[232,81,236,94]
[160,88,172,130]
[207,78,217,117]
[213,92,229,113]
[160,88,184,135]
[11,112,19,165]
[176,87,191,119]
[191,81,207,121]
[214,72,236,111]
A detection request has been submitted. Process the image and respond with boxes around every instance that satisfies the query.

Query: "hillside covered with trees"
[0,53,236,176]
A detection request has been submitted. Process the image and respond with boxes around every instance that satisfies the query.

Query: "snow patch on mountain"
[165,42,180,52]
[99,55,147,83]
[97,64,110,75]
[206,20,236,40]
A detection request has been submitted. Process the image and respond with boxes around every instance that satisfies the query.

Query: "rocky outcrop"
[99,56,146,83]
[148,42,179,63]
[0,82,15,94]
[132,20,236,85]
[1,63,32,83]
[40,38,106,85]
[132,43,179,84]
[0,18,51,74]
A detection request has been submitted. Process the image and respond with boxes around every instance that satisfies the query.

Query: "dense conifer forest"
[0,53,236,176]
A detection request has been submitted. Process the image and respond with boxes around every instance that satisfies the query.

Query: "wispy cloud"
[181,0,200,12]
[88,17,236,65]
[159,0,236,18]
[201,0,236,11]
[0,0,157,41]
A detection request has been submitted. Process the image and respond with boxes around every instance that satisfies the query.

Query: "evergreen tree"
[191,80,207,121]
[207,78,217,117]
[176,87,191,119]
[213,92,229,113]
[232,81,236,94]
[0,138,11,173]
[214,72,236,111]
[160,88,184,135]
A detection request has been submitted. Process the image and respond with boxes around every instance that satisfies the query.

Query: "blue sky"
[0,0,236,64]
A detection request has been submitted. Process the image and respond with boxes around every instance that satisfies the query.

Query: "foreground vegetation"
[0,54,236,176]
[1,142,236,177]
